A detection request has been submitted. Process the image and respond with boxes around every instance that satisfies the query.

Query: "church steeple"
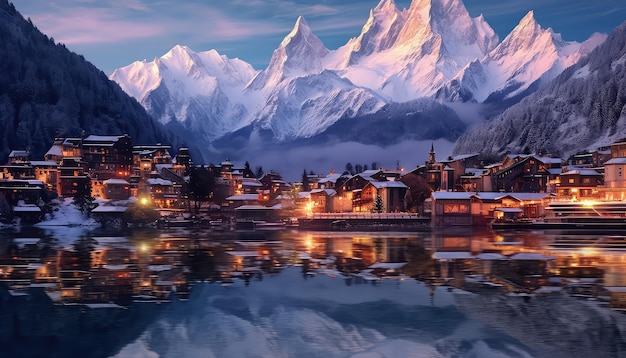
[428,142,436,164]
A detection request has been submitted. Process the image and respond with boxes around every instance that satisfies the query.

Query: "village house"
[429,191,554,227]
[309,188,336,213]
[458,167,493,192]
[361,180,407,213]
[492,154,562,193]
[138,178,178,208]
[258,171,291,201]
[555,169,603,200]
[81,134,133,181]
[0,151,35,180]
[103,178,131,200]
[57,157,88,197]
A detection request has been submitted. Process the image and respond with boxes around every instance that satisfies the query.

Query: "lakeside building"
[428,192,554,227]
[3,132,626,228]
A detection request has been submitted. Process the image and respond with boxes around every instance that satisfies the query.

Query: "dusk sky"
[15,0,626,75]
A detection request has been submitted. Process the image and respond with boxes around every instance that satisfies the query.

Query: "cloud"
[215,138,454,181]
[29,7,164,44]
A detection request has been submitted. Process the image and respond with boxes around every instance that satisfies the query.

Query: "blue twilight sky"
[14,0,626,75]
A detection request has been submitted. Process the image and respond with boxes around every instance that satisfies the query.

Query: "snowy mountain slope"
[109,0,610,164]
[327,0,499,102]
[438,12,606,103]
[247,16,330,92]
[453,20,626,157]
[110,45,258,141]
[242,17,386,140]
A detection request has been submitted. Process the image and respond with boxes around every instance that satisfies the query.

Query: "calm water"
[1,227,626,358]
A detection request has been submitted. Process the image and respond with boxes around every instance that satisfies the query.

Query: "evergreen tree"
[355,164,363,174]
[255,166,264,179]
[301,169,310,192]
[372,195,384,213]
[187,165,215,213]
[72,179,97,217]
[123,202,160,227]
[345,163,354,175]
[243,161,254,178]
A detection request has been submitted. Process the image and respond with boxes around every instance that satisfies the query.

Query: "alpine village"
[4,0,626,341]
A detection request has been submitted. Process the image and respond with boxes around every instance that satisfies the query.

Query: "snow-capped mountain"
[437,11,607,103]
[328,0,499,101]
[244,17,386,140]
[110,0,609,164]
[110,45,258,142]
[453,20,626,157]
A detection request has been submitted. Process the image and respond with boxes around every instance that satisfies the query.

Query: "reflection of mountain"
[454,292,626,358]
[114,268,534,357]
[0,286,166,358]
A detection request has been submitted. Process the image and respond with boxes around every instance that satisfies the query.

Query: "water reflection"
[1,228,626,357]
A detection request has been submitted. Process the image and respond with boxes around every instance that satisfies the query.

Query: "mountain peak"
[281,16,313,48]
[373,0,397,13]
[275,16,329,72]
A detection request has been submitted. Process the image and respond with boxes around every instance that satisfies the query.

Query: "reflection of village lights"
[305,201,314,216]
[580,247,597,256]
[140,243,149,253]
[581,200,597,208]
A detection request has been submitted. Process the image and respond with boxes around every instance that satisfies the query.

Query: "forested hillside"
[0,0,181,161]
[454,21,626,157]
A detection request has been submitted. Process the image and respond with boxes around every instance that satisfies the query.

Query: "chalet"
[309,188,336,213]
[430,191,554,227]
[0,162,35,180]
[81,134,133,181]
[104,178,131,200]
[8,150,29,165]
[173,147,193,169]
[0,179,48,207]
[259,171,291,201]
[493,154,562,193]
[224,193,263,210]
[60,137,82,157]
[458,168,493,192]
[336,170,385,212]
[440,153,481,191]
[44,144,63,163]
[132,144,174,181]
[58,157,88,197]
[315,172,348,190]
[138,178,177,208]
[361,180,407,213]
[603,158,626,200]
[556,169,603,200]
[30,161,59,192]
[240,177,263,194]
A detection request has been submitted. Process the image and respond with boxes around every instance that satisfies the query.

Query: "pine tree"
[372,195,384,213]
[72,179,97,217]
[345,162,354,176]
[243,161,254,178]
[301,169,310,192]
[255,166,264,179]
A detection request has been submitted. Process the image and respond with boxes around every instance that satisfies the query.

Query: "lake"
[1,227,625,358]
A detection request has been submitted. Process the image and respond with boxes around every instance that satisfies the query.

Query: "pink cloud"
[29,7,163,44]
